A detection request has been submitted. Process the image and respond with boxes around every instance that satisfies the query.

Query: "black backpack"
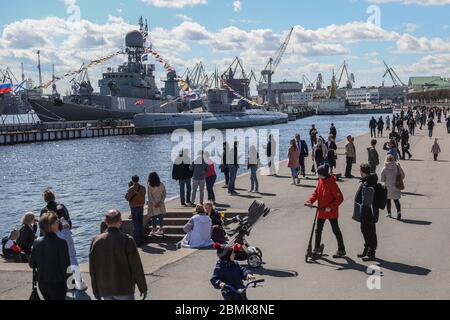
[373,183,388,210]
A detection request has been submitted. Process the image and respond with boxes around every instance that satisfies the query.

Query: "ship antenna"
[21,62,25,81]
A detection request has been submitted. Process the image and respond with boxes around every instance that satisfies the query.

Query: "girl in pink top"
[288,139,301,185]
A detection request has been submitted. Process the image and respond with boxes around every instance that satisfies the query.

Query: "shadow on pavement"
[402,192,426,197]
[215,203,231,208]
[257,192,277,197]
[315,256,431,276]
[401,219,432,226]
[142,246,166,255]
[250,267,299,278]
[376,259,431,276]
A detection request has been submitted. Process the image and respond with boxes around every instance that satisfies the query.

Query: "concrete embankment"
[1,122,449,300]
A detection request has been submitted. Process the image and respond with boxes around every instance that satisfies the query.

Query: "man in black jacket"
[295,134,309,177]
[369,117,377,138]
[172,149,193,206]
[29,212,70,300]
[353,163,379,262]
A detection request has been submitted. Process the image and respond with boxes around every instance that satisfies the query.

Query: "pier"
[1,121,449,299]
[0,120,135,146]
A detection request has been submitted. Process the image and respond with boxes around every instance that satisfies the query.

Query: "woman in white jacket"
[181,205,214,249]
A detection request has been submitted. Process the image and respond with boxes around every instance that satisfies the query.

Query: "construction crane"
[336,60,355,89]
[302,75,314,91]
[382,61,405,87]
[260,27,294,107]
[222,57,257,99]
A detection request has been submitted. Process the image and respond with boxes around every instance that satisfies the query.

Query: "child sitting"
[210,243,256,300]
[1,230,28,263]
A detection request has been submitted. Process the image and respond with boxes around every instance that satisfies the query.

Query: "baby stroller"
[224,201,271,268]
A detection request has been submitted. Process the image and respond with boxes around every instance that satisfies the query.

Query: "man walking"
[353,163,380,262]
[400,129,412,160]
[172,149,193,207]
[125,176,146,247]
[228,141,240,194]
[309,125,318,149]
[329,123,337,140]
[345,135,356,178]
[369,117,377,138]
[367,139,380,174]
[427,118,435,138]
[90,209,148,300]
[266,135,277,177]
[295,133,309,178]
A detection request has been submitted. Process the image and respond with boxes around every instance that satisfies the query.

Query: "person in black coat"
[40,189,72,232]
[369,117,377,138]
[295,134,309,177]
[29,211,70,300]
[17,212,37,257]
[172,149,193,206]
[353,164,379,262]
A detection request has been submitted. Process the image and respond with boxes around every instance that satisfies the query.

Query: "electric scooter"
[304,204,325,263]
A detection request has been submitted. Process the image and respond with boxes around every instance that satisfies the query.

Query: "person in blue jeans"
[125,176,146,246]
[228,141,240,195]
[248,145,259,193]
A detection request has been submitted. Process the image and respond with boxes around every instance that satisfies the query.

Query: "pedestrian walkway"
[1,122,449,300]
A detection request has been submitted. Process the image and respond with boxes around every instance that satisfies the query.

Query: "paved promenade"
[1,122,449,300]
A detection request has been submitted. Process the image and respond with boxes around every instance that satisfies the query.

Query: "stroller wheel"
[247,253,263,268]
[255,247,263,259]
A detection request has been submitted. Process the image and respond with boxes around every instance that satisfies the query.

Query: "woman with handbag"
[380,155,406,221]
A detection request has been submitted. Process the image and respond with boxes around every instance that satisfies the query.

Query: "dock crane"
[382,61,405,87]
[260,27,294,107]
[336,60,355,89]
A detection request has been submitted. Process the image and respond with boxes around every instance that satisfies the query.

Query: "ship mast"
[37,50,43,87]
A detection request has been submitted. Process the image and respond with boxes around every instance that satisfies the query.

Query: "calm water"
[0,113,387,262]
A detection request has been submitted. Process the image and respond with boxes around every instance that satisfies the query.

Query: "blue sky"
[1,0,449,93]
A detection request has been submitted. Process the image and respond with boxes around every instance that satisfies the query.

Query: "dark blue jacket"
[211,260,251,291]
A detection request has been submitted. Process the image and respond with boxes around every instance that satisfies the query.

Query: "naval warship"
[29,19,180,122]
[134,88,288,134]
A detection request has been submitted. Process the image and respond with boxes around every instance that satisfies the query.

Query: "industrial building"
[378,86,408,104]
[280,90,314,106]
[257,81,303,106]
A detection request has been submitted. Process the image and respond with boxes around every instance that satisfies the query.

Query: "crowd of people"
[2,105,448,301]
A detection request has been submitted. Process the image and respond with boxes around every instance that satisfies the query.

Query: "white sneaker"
[149,229,156,236]
[156,228,164,236]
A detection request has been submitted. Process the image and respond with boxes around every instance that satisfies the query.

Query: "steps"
[118,207,248,244]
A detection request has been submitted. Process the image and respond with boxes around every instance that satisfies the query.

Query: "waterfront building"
[280,91,314,106]
[257,81,303,106]
[346,87,380,105]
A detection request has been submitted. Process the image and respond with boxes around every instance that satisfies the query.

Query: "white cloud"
[141,0,207,8]
[396,33,450,54]
[404,23,417,32]
[233,1,242,13]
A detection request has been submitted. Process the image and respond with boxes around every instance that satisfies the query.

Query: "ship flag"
[13,80,27,94]
[134,99,145,106]
[0,83,13,94]
[142,54,149,62]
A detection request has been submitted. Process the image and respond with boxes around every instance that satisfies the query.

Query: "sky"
[0,0,449,95]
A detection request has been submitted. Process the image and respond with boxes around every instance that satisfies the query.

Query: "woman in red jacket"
[306,164,347,258]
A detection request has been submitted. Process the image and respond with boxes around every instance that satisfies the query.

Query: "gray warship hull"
[134,110,289,135]
[29,96,176,122]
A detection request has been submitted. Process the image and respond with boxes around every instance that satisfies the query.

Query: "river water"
[0,113,388,262]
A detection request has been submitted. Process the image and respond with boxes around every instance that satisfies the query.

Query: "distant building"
[378,86,407,104]
[280,91,314,106]
[408,76,450,92]
[257,81,303,106]
[346,88,379,105]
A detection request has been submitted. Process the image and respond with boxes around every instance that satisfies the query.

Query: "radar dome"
[125,30,144,48]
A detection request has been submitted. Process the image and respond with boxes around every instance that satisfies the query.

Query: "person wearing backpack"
[125,175,146,247]
[381,155,405,221]
[353,163,384,262]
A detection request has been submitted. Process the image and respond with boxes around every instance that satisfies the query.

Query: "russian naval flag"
[0,83,12,94]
